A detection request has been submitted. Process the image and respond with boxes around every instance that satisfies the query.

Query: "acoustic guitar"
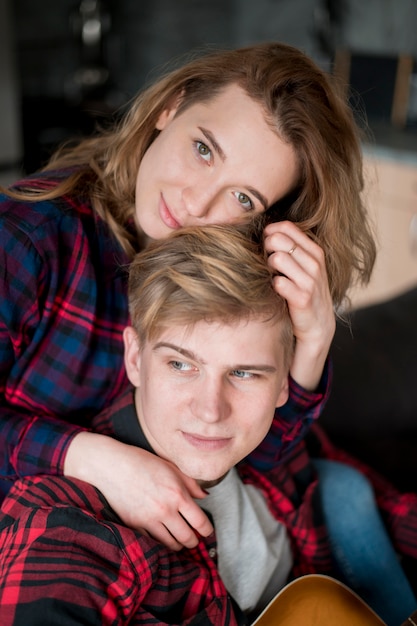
[252,574,387,626]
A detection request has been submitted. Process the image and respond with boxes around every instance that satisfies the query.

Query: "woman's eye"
[196,141,211,162]
[234,191,254,212]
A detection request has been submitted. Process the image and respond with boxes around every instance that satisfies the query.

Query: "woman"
[3,42,408,619]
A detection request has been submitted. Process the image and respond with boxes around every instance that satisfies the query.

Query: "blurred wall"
[4,0,417,173]
[0,0,22,184]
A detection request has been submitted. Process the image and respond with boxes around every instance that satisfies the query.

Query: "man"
[0,223,335,624]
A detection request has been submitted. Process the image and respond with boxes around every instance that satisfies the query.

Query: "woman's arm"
[247,363,331,471]
[246,221,335,471]
[64,432,214,550]
[0,210,83,488]
[0,204,213,550]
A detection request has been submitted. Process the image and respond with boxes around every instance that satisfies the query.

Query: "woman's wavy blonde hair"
[8,41,375,307]
[128,222,294,368]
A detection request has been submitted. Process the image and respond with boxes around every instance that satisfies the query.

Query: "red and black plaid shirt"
[0,387,335,625]
[1,387,416,625]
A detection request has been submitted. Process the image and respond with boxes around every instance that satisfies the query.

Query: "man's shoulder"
[0,475,161,623]
[0,475,240,624]
[1,475,107,521]
[0,474,155,570]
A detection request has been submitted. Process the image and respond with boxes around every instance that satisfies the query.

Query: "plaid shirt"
[0,168,328,500]
[1,394,416,626]
[0,387,334,626]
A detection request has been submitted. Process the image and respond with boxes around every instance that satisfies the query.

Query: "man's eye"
[234,191,253,212]
[232,369,253,379]
[170,360,193,372]
[196,141,211,161]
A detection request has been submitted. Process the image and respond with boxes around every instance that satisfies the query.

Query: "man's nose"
[192,378,230,423]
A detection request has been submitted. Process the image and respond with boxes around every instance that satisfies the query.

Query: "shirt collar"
[104,387,156,455]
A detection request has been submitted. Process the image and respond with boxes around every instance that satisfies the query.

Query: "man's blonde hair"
[128,222,294,367]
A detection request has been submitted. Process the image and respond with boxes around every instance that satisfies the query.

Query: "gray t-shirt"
[198,467,293,615]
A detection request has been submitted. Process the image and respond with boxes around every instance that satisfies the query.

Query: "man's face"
[123,317,289,486]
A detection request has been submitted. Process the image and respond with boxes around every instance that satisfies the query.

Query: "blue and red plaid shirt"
[0,168,327,500]
[0,387,334,625]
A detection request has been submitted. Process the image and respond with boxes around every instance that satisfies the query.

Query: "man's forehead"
[147,317,286,363]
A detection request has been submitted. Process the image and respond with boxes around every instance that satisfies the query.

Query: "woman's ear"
[155,91,184,130]
[123,326,142,387]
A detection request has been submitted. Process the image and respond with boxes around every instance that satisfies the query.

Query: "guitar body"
[253,574,387,626]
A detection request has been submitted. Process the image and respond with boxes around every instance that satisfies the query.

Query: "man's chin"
[198,471,230,490]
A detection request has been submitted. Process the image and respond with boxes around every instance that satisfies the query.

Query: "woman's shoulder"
[0,166,94,234]
[7,165,85,195]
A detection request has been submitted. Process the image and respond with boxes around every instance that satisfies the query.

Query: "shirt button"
[208,548,217,559]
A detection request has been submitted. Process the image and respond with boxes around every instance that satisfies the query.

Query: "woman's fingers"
[66,433,214,550]
[264,221,329,320]
[263,220,335,390]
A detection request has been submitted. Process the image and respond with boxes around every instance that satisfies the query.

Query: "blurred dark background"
[1,0,417,182]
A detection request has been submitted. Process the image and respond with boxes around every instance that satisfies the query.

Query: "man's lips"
[159,195,181,229]
[182,432,232,451]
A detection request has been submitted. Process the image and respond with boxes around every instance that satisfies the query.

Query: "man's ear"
[155,91,184,130]
[123,326,142,387]
[275,376,289,409]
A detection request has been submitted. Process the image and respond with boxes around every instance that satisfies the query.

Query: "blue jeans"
[314,459,417,626]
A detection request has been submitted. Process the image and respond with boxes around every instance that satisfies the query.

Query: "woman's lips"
[160,195,181,229]
[182,432,231,451]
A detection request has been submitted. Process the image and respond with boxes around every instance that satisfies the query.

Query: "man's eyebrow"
[154,342,201,362]
[233,364,277,373]
[154,342,277,372]
[199,126,268,211]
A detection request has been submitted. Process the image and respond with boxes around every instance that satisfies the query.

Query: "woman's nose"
[182,186,214,219]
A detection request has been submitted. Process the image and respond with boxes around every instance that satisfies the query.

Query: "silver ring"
[287,245,297,255]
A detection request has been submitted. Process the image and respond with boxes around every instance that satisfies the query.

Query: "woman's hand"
[64,431,213,550]
[264,220,336,391]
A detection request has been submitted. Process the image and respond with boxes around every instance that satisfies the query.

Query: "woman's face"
[135,84,299,240]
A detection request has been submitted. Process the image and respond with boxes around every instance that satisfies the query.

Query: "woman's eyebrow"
[246,186,268,211]
[199,127,226,161]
